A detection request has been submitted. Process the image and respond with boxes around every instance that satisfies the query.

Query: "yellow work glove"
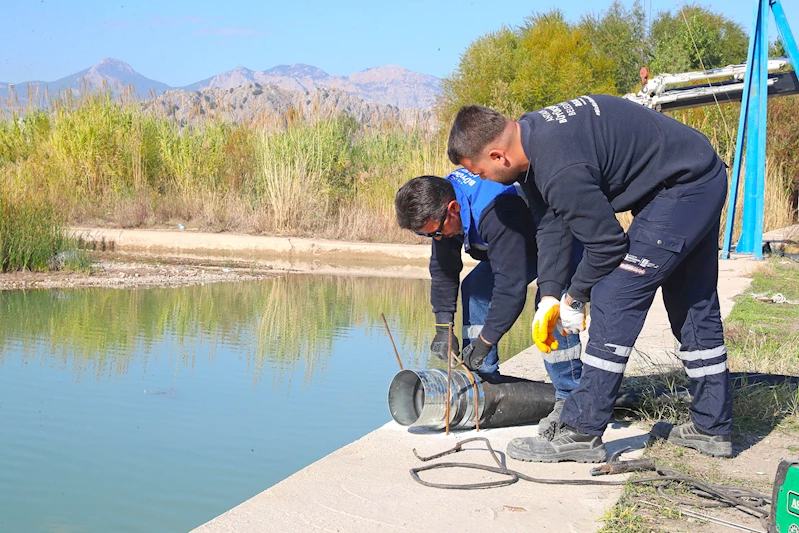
[532,297,560,353]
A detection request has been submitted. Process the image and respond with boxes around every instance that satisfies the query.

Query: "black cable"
[410,437,770,522]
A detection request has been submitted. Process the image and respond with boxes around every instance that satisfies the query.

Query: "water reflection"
[0,274,537,388]
[0,274,538,533]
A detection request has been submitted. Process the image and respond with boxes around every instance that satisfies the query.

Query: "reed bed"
[1,87,797,249]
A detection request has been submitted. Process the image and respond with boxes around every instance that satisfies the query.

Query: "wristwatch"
[564,293,585,311]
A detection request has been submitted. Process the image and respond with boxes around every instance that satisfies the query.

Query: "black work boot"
[649,421,732,458]
[507,422,607,463]
[537,398,565,436]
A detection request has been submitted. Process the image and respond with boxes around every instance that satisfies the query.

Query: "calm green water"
[0,275,536,533]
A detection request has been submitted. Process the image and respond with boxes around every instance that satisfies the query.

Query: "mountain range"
[0,58,442,109]
[143,83,436,130]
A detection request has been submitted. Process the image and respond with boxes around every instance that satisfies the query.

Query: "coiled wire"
[410,438,770,527]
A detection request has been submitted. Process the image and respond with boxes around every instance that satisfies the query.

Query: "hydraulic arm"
[623,58,799,112]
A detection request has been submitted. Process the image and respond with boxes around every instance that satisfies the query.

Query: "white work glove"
[558,294,586,335]
[532,297,560,353]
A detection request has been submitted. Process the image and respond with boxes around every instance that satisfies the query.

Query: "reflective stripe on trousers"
[560,167,732,437]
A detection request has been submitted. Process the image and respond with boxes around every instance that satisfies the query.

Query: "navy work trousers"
[560,166,732,437]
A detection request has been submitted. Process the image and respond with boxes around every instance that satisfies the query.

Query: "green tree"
[439,2,751,122]
[440,9,616,120]
[439,27,522,119]
[579,0,649,94]
[770,38,786,58]
[649,4,748,74]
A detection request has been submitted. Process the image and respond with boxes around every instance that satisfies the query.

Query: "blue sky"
[3,0,797,85]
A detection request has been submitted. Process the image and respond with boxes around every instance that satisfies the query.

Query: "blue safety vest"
[446,168,526,252]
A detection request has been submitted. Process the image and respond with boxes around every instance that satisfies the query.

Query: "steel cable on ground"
[410,437,770,523]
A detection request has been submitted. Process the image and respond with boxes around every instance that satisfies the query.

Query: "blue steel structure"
[721,0,799,259]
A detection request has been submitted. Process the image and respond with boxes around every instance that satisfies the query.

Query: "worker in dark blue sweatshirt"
[447,95,732,461]
[394,169,583,432]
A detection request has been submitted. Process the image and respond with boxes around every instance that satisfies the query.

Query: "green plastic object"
[771,460,799,533]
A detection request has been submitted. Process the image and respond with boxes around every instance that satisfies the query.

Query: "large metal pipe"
[388,370,799,431]
[387,369,556,430]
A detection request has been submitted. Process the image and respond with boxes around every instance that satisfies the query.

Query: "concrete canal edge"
[174,237,756,532]
[66,228,763,531]
[70,227,481,279]
[190,347,653,533]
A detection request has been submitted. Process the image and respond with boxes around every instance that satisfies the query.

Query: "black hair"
[447,105,508,165]
[394,176,455,231]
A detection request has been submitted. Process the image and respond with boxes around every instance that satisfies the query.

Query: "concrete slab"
[192,255,758,533]
[192,421,648,533]
[763,224,799,244]
[70,227,433,261]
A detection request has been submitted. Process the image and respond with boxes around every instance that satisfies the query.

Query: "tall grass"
[0,89,452,242]
[0,187,82,271]
[0,88,797,243]
[672,98,799,243]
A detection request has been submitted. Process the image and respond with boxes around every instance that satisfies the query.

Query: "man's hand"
[559,294,586,335]
[431,325,459,361]
[532,297,560,353]
[461,336,493,371]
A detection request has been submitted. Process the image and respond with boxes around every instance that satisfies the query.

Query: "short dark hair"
[447,105,508,165]
[394,176,455,231]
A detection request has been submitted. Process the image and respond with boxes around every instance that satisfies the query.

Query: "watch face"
[571,300,583,310]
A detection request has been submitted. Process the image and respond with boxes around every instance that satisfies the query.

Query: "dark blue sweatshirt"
[430,194,537,344]
[519,94,724,302]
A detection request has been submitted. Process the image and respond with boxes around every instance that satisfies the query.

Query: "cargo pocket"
[618,225,686,277]
[634,226,685,254]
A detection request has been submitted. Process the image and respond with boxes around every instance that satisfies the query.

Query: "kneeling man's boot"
[650,421,732,458]
[507,422,606,463]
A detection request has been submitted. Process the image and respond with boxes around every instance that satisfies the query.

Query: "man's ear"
[487,121,516,165]
[448,200,460,214]
[487,148,507,164]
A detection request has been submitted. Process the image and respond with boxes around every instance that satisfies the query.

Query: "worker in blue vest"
[394,169,584,431]
[447,95,732,461]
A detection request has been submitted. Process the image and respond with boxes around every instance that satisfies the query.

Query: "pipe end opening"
[388,369,426,426]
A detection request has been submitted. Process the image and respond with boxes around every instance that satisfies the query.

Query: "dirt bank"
[0,257,279,290]
[0,228,457,290]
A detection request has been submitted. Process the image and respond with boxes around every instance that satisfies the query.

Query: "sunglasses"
[414,214,446,238]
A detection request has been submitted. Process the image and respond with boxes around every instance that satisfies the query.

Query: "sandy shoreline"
[0,257,279,290]
[0,228,464,290]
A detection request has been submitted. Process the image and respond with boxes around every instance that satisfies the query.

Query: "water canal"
[0,274,537,533]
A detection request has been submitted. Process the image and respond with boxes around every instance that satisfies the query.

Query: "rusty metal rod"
[380,313,403,370]
[451,353,480,431]
[445,324,452,435]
